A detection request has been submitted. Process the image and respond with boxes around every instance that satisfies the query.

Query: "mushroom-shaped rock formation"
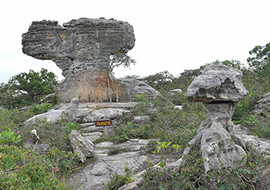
[22,18,159,102]
[186,64,248,172]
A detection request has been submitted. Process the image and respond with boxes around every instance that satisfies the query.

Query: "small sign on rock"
[95,120,112,127]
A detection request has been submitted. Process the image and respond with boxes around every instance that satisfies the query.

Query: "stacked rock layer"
[22,18,159,102]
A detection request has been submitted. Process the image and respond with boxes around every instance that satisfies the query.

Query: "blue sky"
[1,0,270,83]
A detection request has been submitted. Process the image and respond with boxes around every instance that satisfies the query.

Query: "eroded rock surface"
[22,18,160,102]
[187,64,248,103]
[67,139,155,190]
[69,130,95,163]
[187,64,249,172]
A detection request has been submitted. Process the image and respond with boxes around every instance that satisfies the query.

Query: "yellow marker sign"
[95,120,112,127]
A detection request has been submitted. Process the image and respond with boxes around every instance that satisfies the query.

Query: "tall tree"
[0,68,58,108]
[247,42,270,92]
[109,53,136,73]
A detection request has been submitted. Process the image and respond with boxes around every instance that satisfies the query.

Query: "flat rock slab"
[84,132,103,142]
[78,102,138,109]
[67,151,148,190]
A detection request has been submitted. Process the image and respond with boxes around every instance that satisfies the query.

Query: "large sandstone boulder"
[22,18,160,102]
[186,64,249,172]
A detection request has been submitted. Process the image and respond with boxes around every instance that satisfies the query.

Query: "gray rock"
[83,126,104,133]
[187,64,248,103]
[24,139,50,153]
[253,92,270,114]
[119,79,162,100]
[186,64,248,172]
[83,108,129,122]
[174,105,183,110]
[116,139,149,151]
[200,121,246,172]
[24,98,78,125]
[40,93,56,104]
[84,132,103,142]
[67,151,148,190]
[133,116,150,124]
[22,18,134,79]
[68,130,95,163]
[168,89,183,97]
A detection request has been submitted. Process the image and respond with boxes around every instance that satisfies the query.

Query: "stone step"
[83,126,104,133]
[79,122,95,128]
[84,132,103,142]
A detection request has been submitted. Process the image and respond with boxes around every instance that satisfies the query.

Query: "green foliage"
[247,42,270,92]
[0,129,22,145]
[241,113,270,138]
[0,145,78,189]
[29,102,53,116]
[106,171,133,190]
[110,123,152,144]
[107,147,130,155]
[21,120,79,151]
[142,71,174,94]
[142,146,269,190]
[111,94,206,147]
[0,68,58,108]
[145,140,158,152]
[0,107,31,132]
[45,147,80,175]
[110,53,136,72]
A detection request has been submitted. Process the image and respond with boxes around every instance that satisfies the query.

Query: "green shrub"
[0,108,30,132]
[0,145,78,189]
[0,129,22,145]
[142,146,269,190]
[21,120,79,151]
[242,113,270,138]
[29,102,53,116]
[110,123,151,144]
[106,171,133,190]
[107,147,130,155]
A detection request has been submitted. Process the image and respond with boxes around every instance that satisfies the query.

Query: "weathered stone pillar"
[22,18,135,102]
[187,64,249,172]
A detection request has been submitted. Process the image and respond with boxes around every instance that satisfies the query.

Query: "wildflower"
[52,167,59,172]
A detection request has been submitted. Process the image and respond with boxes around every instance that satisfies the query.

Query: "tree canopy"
[109,53,136,73]
[0,68,58,108]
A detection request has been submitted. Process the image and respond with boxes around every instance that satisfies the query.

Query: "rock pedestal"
[22,18,160,102]
[187,64,249,172]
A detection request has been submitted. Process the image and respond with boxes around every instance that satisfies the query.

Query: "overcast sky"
[1,0,270,83]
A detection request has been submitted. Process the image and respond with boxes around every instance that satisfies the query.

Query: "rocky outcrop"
[186,64,249,172]
[24,98,79,125]
[66,138,156,190]
[22,18,160,102]
[253,92,270,114]
[68,130,95,163]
